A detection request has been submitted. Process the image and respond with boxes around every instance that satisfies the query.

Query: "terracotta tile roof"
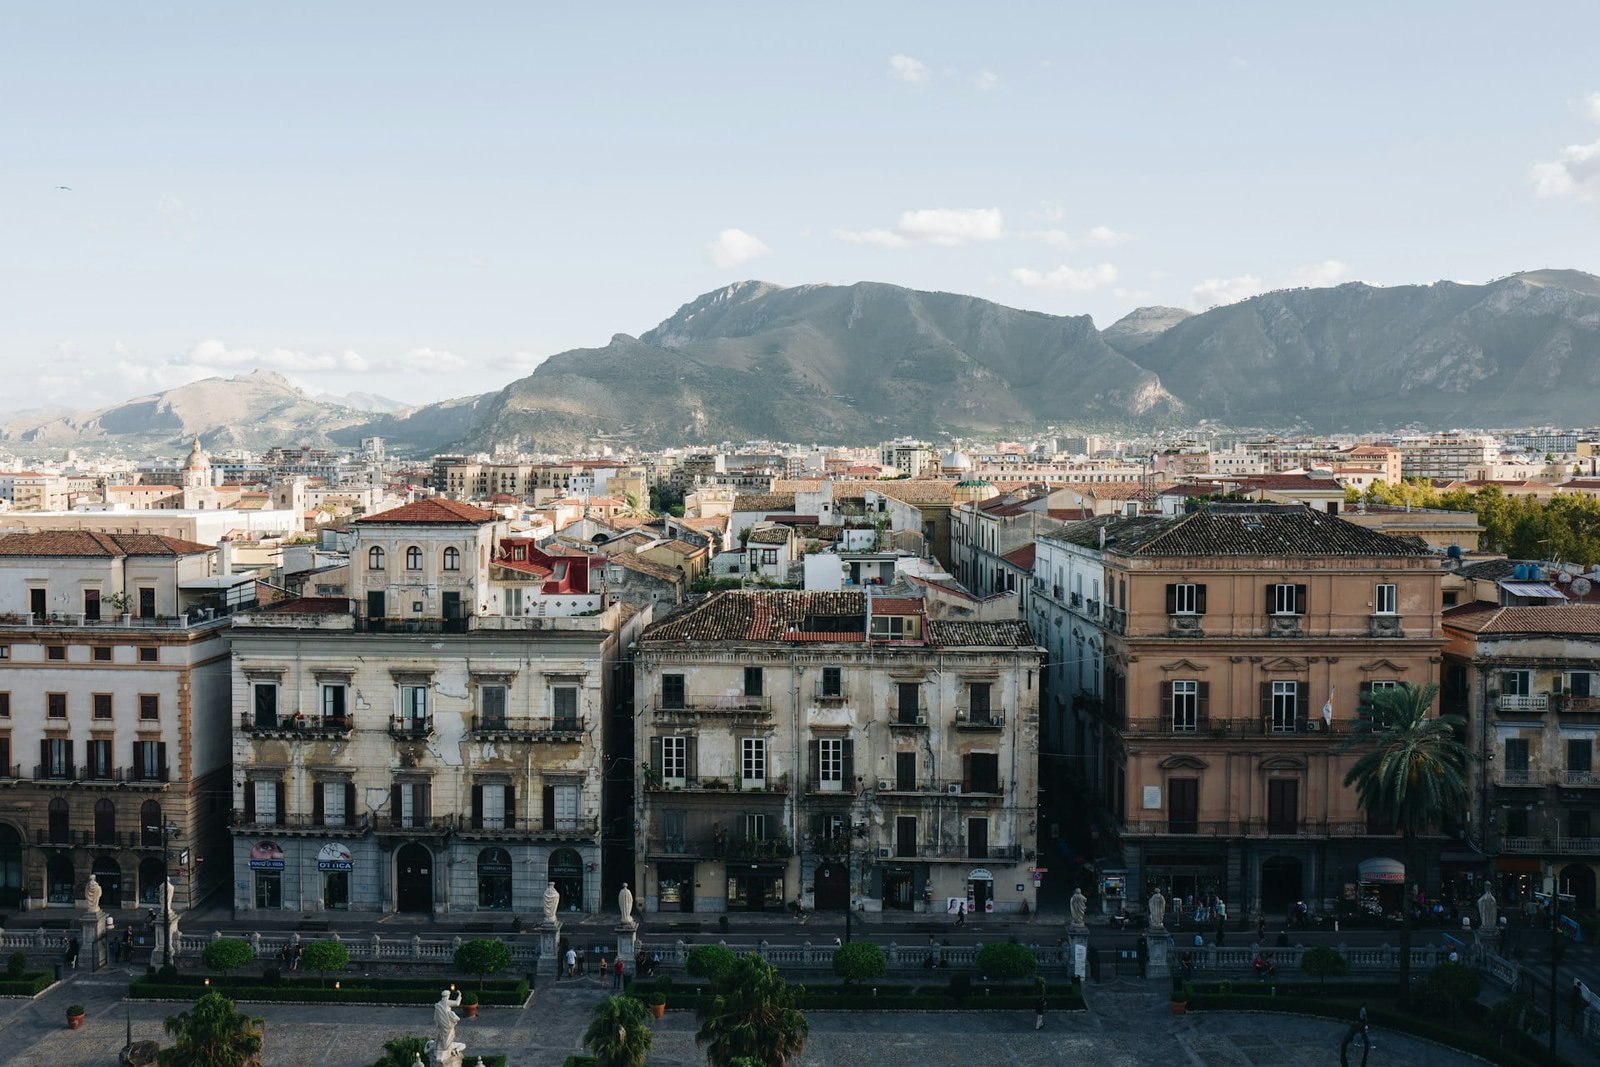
[492,560,555,579]
[732,493,797,512]
[746,528,792,545]
[862,480,956,505]
[644,590,868,643]
[610,553,682,582]
[654,539,704,556]
[1047,504,1434,558]
[923,619,1038,648]
[0,530,213,557]
[771,479,823,494]
[1002,544,1037,569]
[262,596,350,614]
[355,498,498,525]
[1456,558,1522,581]
[1443,603,1600,636]
[867,596,923,613]
[1233,474,1355,492]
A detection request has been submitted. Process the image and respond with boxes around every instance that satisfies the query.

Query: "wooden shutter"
[505,786,516,826]
[66,740,75,780]
[156,742,165,780]
[312,783,324,826]
[686,737,698,780]
[842,739,854,786]
[274,781,285,825]
[543,784,556,829]
[1160,681,1173,726]
[417,783,430,822]
[1265,585,1276,615]
[471,784,484,829]
[649,736,663,777]
[132,742,144,780]
[390,783,403,827]
[345,782,357,825]
[1294,584,1307,615]
[808,741,820,787]
[1197,681,1210,724]
[1195,584,1207,615]
[962,753,971,792]
[1260,682,1272,724]
[244,780,255,822]
[1165,584,1177,614]
[39,739,49,774]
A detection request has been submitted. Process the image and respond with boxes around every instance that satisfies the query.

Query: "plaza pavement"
[0,962,1517,1067]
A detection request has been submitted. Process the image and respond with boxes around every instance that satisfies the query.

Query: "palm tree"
[158,991,264,1067]
[582,995,653,1067]
[694,953,809,1067]
[1342,681,1470,993]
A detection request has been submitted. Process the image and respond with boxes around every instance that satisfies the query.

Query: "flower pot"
[649,1001,666,1020]
[1169,1000,1187,1015]
[67,1013,85,1030]
[462,1003,478,1019]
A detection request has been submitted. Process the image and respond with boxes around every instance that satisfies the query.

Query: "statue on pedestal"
[618,882,636,930]
[425,989,466,1067]
[542,881,560,925]
[84,874,102,915]
[1477,887,1498,932]
[1147,888,1166,931]
[1069,887,1088,930]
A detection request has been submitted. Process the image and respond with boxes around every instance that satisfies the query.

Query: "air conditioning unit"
[876,778,894,791]
[916,714,927,725]
[878,847,891,858]
[1303,719,1321,732]
[946,783,962,796]
[955,709,967,721]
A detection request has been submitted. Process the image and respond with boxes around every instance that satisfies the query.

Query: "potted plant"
[66,1004,85,1029]
[1170,988,1188,1015]
[647,991,666,1019]
[461,991,479,1019]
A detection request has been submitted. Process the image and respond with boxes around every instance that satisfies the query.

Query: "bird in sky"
[55,186,71,191]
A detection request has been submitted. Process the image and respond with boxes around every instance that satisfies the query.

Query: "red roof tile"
[355,498,498,525]
[1002,544,1037,569]
[0,530,212,557]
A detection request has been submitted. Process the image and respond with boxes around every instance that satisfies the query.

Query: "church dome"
[940,449,973,473]
[952,478,998,504]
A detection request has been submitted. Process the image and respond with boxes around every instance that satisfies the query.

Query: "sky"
[4,1,1600,413]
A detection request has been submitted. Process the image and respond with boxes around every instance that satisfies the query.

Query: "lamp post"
[145,821,180,966]
[1547,862,1560,1064]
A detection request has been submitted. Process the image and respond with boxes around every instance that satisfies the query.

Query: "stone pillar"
[1065,929,1090,981]
[78,910,108,972]
[535,920,562,978]
[1146,933,1172,979]
[614,925,638,971]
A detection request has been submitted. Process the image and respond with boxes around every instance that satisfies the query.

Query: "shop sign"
[248,841,285,870]
[316,842,353,872]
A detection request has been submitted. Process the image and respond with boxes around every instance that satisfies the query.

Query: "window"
[870,615,906,638]
[968,682,993,723]
[479,685,506,728]
[550,784,578,830]
[1501,670,1532,696]
[133,740,166,781]
[84,588,101,621]
[1269,680,1298,732]
[252,779,280,824]
[405,546,423,570]
[743,812,767,843]
[138,646,158,663]
[1167,582,1204,615]
[1503,737,1529,774]
[92,646,111,662]
[88,739,113,780]
[0,646,7,660]
[47,645,66,661]
[396,782,432,828]
[1269,583,1305,616]
[1374,583,1397,615]
[368,546,386,569]
[1565,672,1596,699]
[402,685,429,725]
[818,737,844,790]
[477,847,513,910]
[553,687,579,730]
[255,871,282,909]
[1169,778,1199,834]
[967,816,989,859]
[44,738,72,779]
[252,683,279,728]
[321,781,348,827]
[1505,808,1529,837]
[322,684,347,721]
[966,752,1000,793]
[1568,738,1593,775]
[820,667,842,697]
[895,815,918,857]
[740,737,766,785]
[0,692,7,718]
[94,798,116,845]
[48,797,70,845]
[47,693,67,718]
[661,674,686,709]
[1267,778,1300,833]
[661,736,688,785]
[743,666,764,698]
[139,694,159,721]
[443,547,461,571]
[896,751,916,791]
[1171,680,1201,732]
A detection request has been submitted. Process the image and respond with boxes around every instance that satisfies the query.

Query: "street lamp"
[1546,861,1561,1064]
[145,822,180,966]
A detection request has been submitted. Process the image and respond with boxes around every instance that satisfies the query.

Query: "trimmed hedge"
[624,979,1085,1013]
[128,973,530,1006]
[0,972,54,997]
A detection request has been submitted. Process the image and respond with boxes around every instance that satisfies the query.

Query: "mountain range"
[6,269,1600,455]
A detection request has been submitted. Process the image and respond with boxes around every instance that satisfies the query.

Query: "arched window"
[140,800,162,847]
[405,546,423,571]
[94,799,116,846]
[48,798,69,845]
[368,546,385,570]
[442,547,461,572]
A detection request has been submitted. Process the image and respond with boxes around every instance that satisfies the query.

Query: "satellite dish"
[1572,578,1592,597]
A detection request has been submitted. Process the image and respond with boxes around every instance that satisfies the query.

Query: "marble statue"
[542,881,560,925]
[1147,888,1166,931]
[1477,886,1497,931]
[85,874,102,913]
[162,878,176,914]
[618,882,636,929]
[426,989,466,1067]
[1069,887,1088,929]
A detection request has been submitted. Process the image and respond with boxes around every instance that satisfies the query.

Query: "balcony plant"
[104,592,133,617]
[1169,987,1187,1015]
[460,991,479,1018]
[647,991,667,1020]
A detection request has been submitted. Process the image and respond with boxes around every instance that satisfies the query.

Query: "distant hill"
[314,390,408,414]
[1102,306,1193,354]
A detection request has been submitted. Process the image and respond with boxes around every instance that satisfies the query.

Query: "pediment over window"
[1260,657,1307,673]
[1359,659,1407,674]
[1159,659,1208,673]
[1158,755,1208,770]
[1259,755,1307,771]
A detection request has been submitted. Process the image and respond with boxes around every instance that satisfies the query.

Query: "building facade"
[634,590,1042,917]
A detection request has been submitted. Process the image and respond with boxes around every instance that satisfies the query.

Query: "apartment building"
[634,590,1041,916]
[1055,504,1446,916]
[228,498,650,916]
[1443,603,1600,910]
[1396,433,1499,481]
[0,531,235,911]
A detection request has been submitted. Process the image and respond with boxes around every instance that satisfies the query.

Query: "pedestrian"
[1035,990,1046,1030]
[564,946,577,979]
[66,936,80,970]
[598,955,608,982]
[291,944,303,972]
[121,928,133,963]
[1359,1001,1373,1050]
[1256,916,1267,942]
[956,901,966,927]
[614,956,625,991]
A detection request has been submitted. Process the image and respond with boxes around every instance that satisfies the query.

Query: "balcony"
[812,685,848,704]
[1266,614,1304,637]
[230,811,373,836]
[921,843,1024,863]
[1556,694,1600,719]
[1120,819,1369,838]
[1368,614,1405,638]
[240,714,353,740]
[1497,769,1536,787]
[373,815,454,837]
[1501,836,1600,855]
[953,709,1006,730]
[1497,694,1547,714]
[467,716,584,742]
[1167,614,1204,638]
[355,615,470,635]
[0,610,233,633]
[1106,607,1127,635]
[641,775,790,796]
[885,705,929,728]
[654,695,771,719]
[644,831,793,861]
[456,815,599,842]
[1121,716,1347,738]
[1564,770,1599,787]
[1085,598,1100,619]
[389,717,433,740]
[0,764,20,780]
[1068,592,1081,608]
[34,763,171,783]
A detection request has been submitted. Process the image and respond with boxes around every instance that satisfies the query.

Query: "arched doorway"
[477,848,512,910]
[92,857,123,908]
[0,826,21,909]
[814,862,848,911]
[1260,856,1303,914]
[1560,864,1597,910]
[395,843,434,913]
[138,857,166,906]
[47,853,75,905]
[548,848,583,912]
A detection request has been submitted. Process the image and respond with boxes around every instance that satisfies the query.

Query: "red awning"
[1496,857,1543,873]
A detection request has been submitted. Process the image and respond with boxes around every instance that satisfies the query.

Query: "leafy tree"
[201,939,255,982]
[582,995,654,1067]
[1342,682,1469,994]
[1300,945,1348,984]
[685,944,739,982]
[454,938,512,991]
[831,942,886,984]
[298,940,349,989]
[1425,961,1482,1012]
[366,1036,428,1067]
[975,942,1036,983]
[158,992,264,1067]
[694,952,808,1067]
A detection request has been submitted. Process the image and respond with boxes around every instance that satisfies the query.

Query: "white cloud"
[705,228,773,269]
[1023,225,1135,249]
[185,339,370,373]
[1588,92,1600,123]
[887,54,928,83]
[837,207,1004,248]
[1284,259,1351,287]
[1191,274,1265,308]
[1083,225,1135,247]
[1533,140,1600,202]
[1229,56,1250,69]
[973,71,999,91]
[399,347,466,374]
[491,351,550,375]
[1010,263,1119,292]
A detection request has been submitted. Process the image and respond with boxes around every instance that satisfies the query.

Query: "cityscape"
[5,4,1600,1066]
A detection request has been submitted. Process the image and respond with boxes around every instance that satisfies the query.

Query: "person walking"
[1034,990,1046,1030]
[613,957,625,991]
[66,936,80,970]
[956,901,966,927]
[564,946,577,979]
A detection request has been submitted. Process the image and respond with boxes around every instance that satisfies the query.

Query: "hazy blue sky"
[5,1,1600,411]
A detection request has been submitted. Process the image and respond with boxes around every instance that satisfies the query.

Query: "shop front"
[966,867,994,914]
[316,843,353,910]
[1496,856,1543,906]
[727,863,785,911]
[1357,856,1406,913]
[249,841,285,909]
[1142,852,1227,909]
[655,862,695,912]
[878,863,925,911]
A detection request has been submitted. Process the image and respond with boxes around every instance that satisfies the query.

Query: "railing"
[1085,598,1100,617]
[922,843,1024,862]
[811,685,848,703]
[1499,835,1600,855]
[0,610,233,631]
[388,717,433,740]
[1558,694,1600,714]
[468,716,583,740]
[374,815,455,835]
[657,694,771,715]
[644,832,793,860]
[1498,769,1532,785]
[885,705,927,726]
[1498,694,1548,713]
[1121,716,1346,737]
[456,816,599,841]
[354,616,471,635]
[230,811,373,834]
[34,764,170,783]
[1121,818,1372,837]
[642,776,790,795]
[953,710,1006,729]
[240,715,352,739]
[1565,770,1598,786]
[1106,607,1126,634]
[0,764,20,780]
